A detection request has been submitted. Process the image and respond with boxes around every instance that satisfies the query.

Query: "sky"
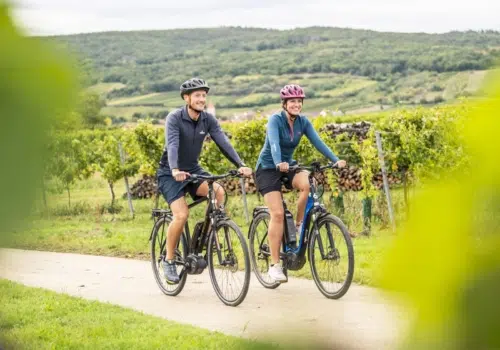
[9,0,500,36]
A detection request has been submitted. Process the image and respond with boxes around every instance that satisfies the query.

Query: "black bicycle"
[248,162,354,299]
[149,170,251,307]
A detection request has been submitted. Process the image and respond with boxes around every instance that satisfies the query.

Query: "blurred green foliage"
[0,4,78,236]
[378,70,500,349]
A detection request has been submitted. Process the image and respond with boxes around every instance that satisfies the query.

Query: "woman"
[255,84,346,283]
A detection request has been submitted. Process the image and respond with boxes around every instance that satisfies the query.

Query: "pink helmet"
[280,84,305,100]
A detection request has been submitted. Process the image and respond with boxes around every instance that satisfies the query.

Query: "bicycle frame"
[281,168,329,258]
[150,171,243,276]
[150,179,226,256]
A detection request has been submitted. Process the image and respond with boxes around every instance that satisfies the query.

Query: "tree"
[95,133,140,208]
[46,133,95,207]
[77,92,106,127]
[133,121,163,176]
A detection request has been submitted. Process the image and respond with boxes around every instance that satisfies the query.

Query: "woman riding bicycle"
[255,84,346,283]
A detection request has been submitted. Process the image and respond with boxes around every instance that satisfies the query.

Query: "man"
[157,77,252,284]
[255,84,347,283]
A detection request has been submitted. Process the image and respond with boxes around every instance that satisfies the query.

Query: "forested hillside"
[51,27,500,120]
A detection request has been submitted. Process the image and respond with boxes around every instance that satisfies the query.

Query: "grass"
[106,93,163,106]
[232,74,263,83]
[102,105,169,118]
[0,279,278,350]
[86,83,126,95]
[2,173,404,287]
[234,93,274,104]
[319,79,377,98]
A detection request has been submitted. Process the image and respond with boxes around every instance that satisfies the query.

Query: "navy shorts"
[255,167,299,196]
[157,168,210,205]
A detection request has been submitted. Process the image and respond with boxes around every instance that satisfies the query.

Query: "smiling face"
[283,98,303,117]
[184,89,207,112]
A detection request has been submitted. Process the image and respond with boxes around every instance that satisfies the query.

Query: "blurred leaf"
[0,4,78,236]
[378,70,500,349]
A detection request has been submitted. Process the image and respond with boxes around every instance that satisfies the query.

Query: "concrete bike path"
[0,248,410,349]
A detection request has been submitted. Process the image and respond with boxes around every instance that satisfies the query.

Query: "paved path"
[0,248,409,349]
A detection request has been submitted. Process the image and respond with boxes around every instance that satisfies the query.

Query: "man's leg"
[164,197,189,284]
[166,197,189,260]
[194,181,227,209]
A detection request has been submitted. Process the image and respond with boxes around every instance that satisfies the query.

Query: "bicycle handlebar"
[285,161,340,173]
[187,169,243,183]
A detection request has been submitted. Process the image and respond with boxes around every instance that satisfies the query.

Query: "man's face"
[285,98,303,116]
[184,90,207,112]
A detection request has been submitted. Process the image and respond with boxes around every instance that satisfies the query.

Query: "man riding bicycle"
[255,84,346,283]
[157,78,252,284]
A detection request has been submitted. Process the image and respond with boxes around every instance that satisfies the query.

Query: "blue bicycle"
[248,162,354,299]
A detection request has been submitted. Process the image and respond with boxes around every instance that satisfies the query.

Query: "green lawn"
[0,279,278,350]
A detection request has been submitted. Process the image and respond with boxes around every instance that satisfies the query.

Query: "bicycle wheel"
[308,214,354,299]
[151,216,188,296]
[248,211,281,289]
[207,219,250,306]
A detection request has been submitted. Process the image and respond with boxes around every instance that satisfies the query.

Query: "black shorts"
[157,168,210,205]
[255,167,298,196]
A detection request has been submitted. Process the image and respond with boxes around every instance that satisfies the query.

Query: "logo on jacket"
[200,130,205,135]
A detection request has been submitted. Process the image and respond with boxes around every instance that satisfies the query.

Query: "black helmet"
[180,78,210,98]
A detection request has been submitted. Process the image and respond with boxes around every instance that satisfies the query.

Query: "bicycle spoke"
[309,216,354,299]
[208,220,250,306]
[151,217,188,296]
[249,214,280,288]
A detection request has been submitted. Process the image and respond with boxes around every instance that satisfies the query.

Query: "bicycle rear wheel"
[207,219,251,306]
[151,216,188,296]
[248,211,281,289]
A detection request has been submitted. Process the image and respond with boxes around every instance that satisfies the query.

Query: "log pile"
[123,167,403,198]
[333,166,363,191]
[123,175,158,199]
[319,121,372,141]
[331,167,402,192]
[216,168,402,195]
[216,176,258,195]
[371,172,402,190]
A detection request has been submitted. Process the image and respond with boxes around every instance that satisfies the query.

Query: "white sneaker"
[268,263,288,283]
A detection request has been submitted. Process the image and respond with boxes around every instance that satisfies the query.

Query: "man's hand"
[335,160,347,168]
[238,166,253,177]
[172,169,190,182]
[276,162,289,172]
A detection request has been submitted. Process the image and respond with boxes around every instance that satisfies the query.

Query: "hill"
[51,27,500,120]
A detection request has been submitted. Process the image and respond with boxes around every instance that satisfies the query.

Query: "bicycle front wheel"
[207,219,251,307]
[308,214,354,299]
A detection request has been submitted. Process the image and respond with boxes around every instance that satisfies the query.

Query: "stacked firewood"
[315,167,403,192]
[319,121,372,141]
[124,167,403,199]
[124,175,158,199]
[216,176,258,195]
